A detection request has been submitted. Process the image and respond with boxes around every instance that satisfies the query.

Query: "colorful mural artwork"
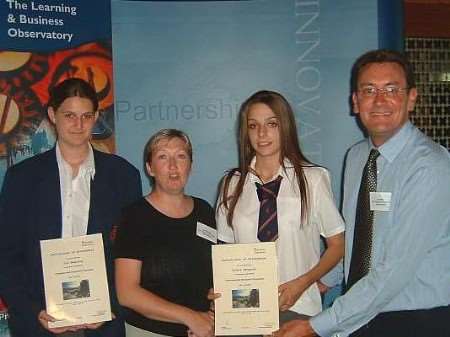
[0,43,115,186]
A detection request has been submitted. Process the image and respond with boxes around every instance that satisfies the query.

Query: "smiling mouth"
[370,111,392,116]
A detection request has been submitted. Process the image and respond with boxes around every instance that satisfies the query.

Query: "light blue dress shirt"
[311,121,450,337]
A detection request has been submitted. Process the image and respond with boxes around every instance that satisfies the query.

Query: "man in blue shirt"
[275,49,450,337]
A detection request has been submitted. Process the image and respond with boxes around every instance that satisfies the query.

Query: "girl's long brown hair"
[220,90,314,227]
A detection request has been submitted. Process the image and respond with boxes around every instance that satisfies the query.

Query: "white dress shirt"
[56,143,95,238]
[217,158,345,316]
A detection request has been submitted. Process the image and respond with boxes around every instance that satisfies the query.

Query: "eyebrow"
[358,81,401,87]
[61,110,95,114]
[247,116,278,122]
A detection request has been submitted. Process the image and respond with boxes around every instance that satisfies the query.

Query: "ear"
[352,92,360,114]
[47,107,56,124]
[406,88,418,112]
[145,162,154,177]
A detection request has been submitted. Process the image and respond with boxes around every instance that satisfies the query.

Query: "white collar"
[56,142,96,180]
[248,157,293,183]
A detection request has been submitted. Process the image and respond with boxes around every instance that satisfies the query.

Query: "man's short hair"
[351,49,416,91]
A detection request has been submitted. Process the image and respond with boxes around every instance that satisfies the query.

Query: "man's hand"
[274,319,316,337]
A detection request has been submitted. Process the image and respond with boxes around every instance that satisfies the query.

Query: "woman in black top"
[115,129,216,337]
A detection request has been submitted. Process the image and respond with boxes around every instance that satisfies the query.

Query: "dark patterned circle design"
[0,51,49,87]
[0,80,45,146]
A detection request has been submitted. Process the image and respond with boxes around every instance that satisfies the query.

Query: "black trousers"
[350,305,450,337]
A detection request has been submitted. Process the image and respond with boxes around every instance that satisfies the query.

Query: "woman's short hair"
[48,78,99,111]
[144,129,193,164]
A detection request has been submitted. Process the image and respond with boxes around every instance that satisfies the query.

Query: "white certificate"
[40,233,112,328]
[212,242,279,335]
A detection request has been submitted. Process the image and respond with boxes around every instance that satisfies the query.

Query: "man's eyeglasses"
[357,85,409,98]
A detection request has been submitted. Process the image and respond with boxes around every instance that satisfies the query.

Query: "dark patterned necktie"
[347,149,380,291]
[255,175,283,242]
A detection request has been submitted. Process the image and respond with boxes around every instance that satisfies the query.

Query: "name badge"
[370,192,391,211]
[196,222,217,243]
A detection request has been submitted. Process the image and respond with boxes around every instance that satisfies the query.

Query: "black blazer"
[0,147,142,337]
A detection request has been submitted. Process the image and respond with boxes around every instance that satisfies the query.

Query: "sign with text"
[0,0,110,51]
[212,243,279,335]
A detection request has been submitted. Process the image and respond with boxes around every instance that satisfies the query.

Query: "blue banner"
[0,0,111,51]
[112,0,381,202]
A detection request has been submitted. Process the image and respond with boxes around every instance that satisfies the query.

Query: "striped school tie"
[255,175,283,242]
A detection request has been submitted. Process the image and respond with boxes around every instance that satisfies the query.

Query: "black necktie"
[347,149,380,291]
[255,175,282,242]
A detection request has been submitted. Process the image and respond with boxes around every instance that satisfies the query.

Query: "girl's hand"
[278,276,310,311]
[185,311,214,337]
[38,310,85,334]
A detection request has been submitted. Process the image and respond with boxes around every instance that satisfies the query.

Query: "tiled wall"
[405,38,450,149]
